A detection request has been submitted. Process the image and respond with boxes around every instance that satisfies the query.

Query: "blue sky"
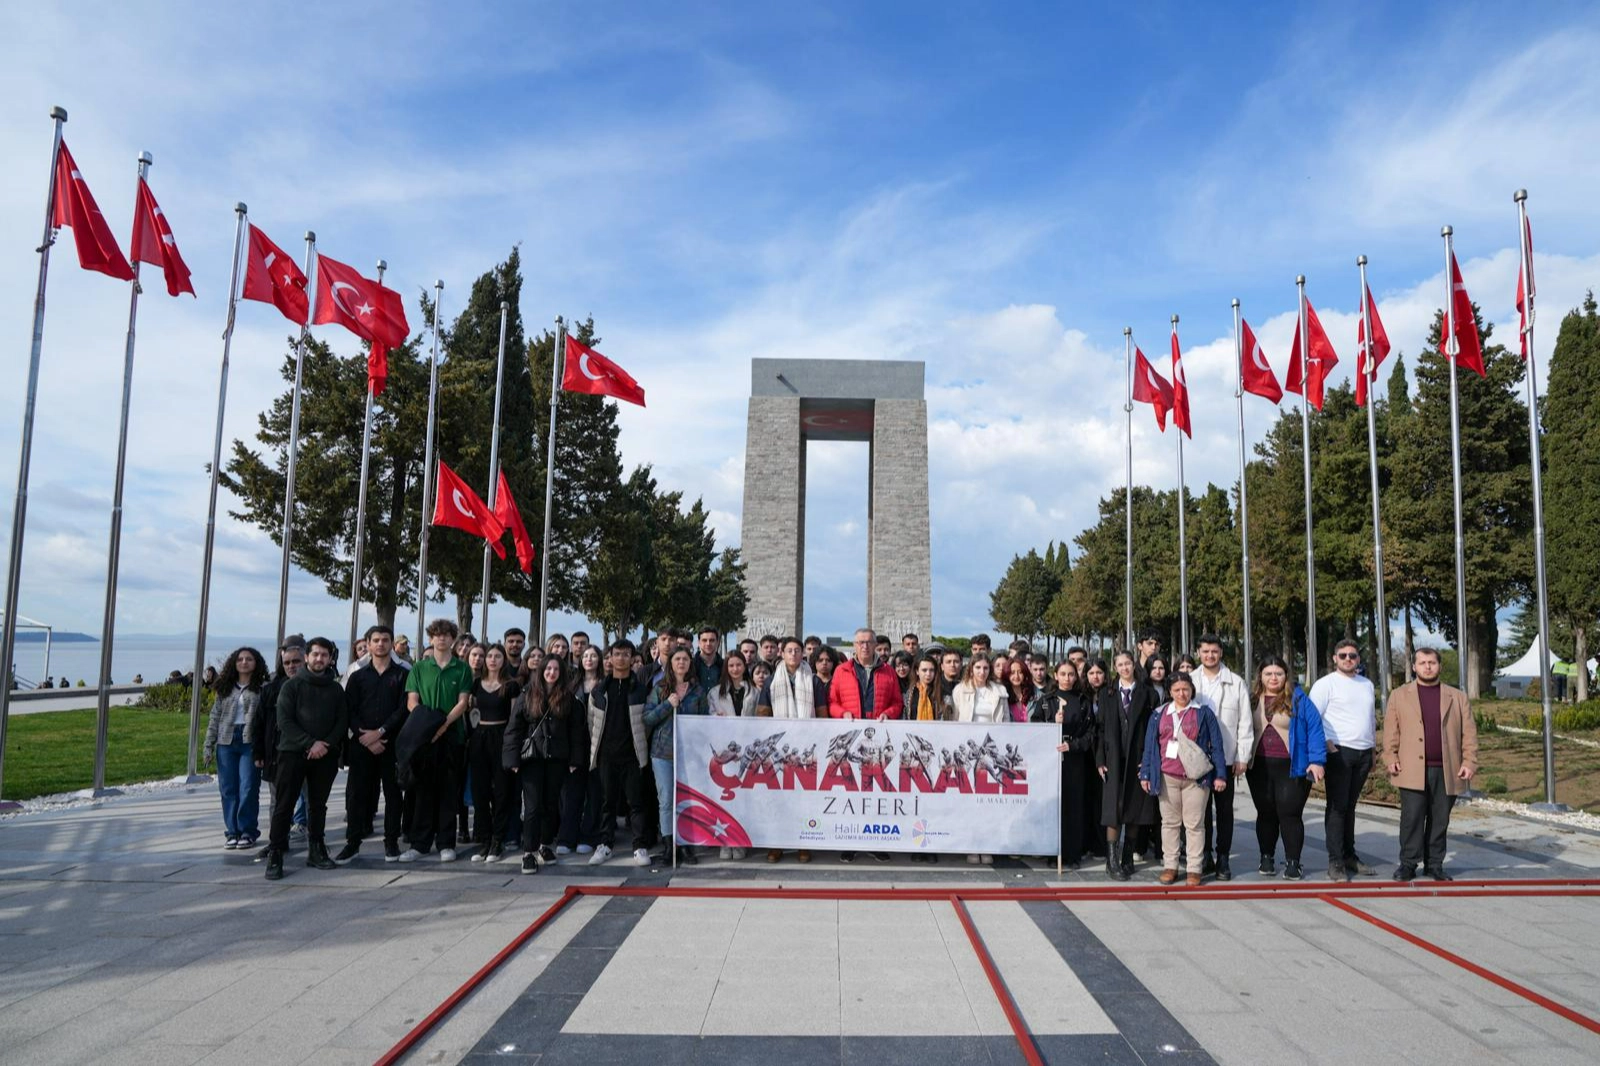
[1,1,1598,651]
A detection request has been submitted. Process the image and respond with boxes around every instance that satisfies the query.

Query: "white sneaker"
[556,845,572,857]
[632,848,651,867]
[719,846,732,859]
[470,851,486,863]
[967,854,982,864]
[440,848,457,862]
[588,844,612,866]
[730,848,746,860]
[576,844,594,855]
[398,848,422,863]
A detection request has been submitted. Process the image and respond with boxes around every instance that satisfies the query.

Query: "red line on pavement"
[1321,894,1600,1037]
[373,886,579,1066]
[951,895,1045,1066]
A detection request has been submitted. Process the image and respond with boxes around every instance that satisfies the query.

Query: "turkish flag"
[1516,215,1534,361]
[1239,319,1282,404]
[562,335,646,407]
[242,224,309,325]
[494,469,536,574]
[1284,298,1340,411]
[433,460,505,554]
[1132,347,1173,431]
[313,254,409,395]
[1169,326,1192,438]
[1444,253,1484,377]
[1355,284,1391,408]
[129,178,194,297]
[51,142,133,281]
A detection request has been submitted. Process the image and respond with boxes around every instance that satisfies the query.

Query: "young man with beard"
[1191,634,1253,881]
[694,627,724,690]
[586,639,654,867]
[939,648,965,688]
[1310,639,1379,883]
[265,638,348,880]
[502,628,527,669]
[1385,648,1477,882]
[336,625,410,864]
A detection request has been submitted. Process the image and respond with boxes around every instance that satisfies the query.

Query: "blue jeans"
[215,728,260,840]
[651,757,675,843]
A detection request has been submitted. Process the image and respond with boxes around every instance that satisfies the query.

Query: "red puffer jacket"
[828,660,903,719]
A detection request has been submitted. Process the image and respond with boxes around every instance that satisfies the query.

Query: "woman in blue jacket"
[1139,672,1230,886]
[644,647,709,865]
[1244,655,1326,880]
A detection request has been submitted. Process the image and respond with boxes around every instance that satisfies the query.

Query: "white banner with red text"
[672,716,1062,855]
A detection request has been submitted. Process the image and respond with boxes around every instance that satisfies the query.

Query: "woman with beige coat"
[1382,647,1477,882]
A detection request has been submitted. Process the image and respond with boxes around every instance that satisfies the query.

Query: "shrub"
[1472,710,1500,734]
[136,682,213,714]
[1553,705,1600,733]
[1479,775,1508,795]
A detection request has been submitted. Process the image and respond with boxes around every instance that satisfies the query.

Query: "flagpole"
[537,319,567,644]
[1232,299,1253,680]
[1123,326,1134,652]
[275,234,317,652]
[1357,256,1393,709]
[1516,191,1560,810]
[185,202,247,782]
[347,259,385,665]
[415,279,443,651]
[90,150,154,796]
[0,105,68,807]
[1441,226,1469,692]
[1171,315,1190,655]
[479,301,510,638]
[1296,275,1318,685]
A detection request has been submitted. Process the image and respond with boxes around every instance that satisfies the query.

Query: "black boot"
[264,849,284,880]
[1119,832,1136,878]
[307,840,337,871]
[1106,832,1130,881]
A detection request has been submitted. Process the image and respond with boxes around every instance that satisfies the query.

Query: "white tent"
[1494,634,1596,698]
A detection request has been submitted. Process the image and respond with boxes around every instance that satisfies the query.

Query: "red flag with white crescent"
[1170,325,1192,438]
[493,469,536,574]
[1131,347,1173,431]
[1284,297,1340,411]
[1239,319,1282,404]
[674,782,753,848]
[129,178,194,297]
[432,460,505,555]
[1355,285,1391,408]
[51,141,134,281]
[312,254,410,395]
[1516,214,1535,362]
[562,335,646,407]
[1444,252,1485,377]
[242,224,309,325]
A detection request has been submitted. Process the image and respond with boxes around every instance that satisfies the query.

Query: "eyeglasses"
[281,658,304,666]
[1335,652,1359,661]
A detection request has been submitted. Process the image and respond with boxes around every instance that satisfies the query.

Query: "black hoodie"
[276,667,348,754]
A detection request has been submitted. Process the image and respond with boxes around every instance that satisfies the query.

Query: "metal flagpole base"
[1528,801,1571,814]
[92,787,125,799]
[185,773,213,785]
[0,800,23,814]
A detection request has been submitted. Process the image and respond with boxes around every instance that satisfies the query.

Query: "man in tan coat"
[1383,647,1477,882]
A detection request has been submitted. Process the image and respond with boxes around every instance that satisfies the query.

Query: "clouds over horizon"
[0,3,1596,646]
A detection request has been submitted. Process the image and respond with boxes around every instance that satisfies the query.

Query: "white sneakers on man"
[588,844,612,866]
[633,848,651,866]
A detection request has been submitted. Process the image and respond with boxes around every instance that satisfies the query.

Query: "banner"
[674,716,1062,856]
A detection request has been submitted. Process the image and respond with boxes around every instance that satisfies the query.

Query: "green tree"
[1388,307,1533,696]
[223,322,430,629]
[705,547,750,641]
[988,549,1059,641]
[1543,292,1600,701]
[585,466,658,642]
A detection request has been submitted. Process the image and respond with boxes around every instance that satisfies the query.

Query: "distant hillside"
[13,631,95,643]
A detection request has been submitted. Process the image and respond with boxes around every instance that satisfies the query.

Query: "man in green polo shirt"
[400,618,474,862]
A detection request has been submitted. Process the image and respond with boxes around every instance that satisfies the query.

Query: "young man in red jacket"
[828,628,901,864]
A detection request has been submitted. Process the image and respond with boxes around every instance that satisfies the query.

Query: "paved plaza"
[2,780,1599,1064]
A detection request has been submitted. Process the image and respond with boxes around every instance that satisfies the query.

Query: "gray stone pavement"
[2,776,1599,1064]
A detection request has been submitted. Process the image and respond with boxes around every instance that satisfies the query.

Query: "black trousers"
[1203,770,1237,861]
[270,749,339,851]
[344,740,400,846]
[519,758,567,852]
[1399,766,1456,869]
[596,755,649,849]
[1246,757,1312,862]
[1059,751,1093,864]
[410,741,464,853]
[1323,746,1373,865]
[560,764,594,848]
[467,723,515,845]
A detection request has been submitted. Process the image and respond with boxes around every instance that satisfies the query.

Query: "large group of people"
[203,621,1478,885]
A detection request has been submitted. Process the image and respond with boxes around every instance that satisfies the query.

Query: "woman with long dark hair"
[1030,660,1096,867]
[1246,655,1326,880]
[644,647,709,864]
[563,644,606,857]
[466,644,519,863]
[902,655,953,722]
[203,647,268,849]
[709,651,758,718]
[505,656,587,874]
[1143,655,1170,702]
[890,651,915,700]
[1097,650,1161,880]
[1003,658,1036,723]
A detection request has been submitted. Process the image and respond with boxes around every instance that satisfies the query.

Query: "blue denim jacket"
[643,682,709,761]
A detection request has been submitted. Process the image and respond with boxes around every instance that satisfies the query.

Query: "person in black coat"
[1029,660,1099,868]
[251,637,306,855]
[505,656,589,875]
[1097,650,1161,880]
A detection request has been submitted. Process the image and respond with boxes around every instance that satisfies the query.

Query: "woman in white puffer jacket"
[952,652,1008,723]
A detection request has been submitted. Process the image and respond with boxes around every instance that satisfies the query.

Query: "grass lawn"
[2,708,192,802]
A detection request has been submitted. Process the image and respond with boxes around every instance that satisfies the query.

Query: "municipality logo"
[912,819,930,847]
